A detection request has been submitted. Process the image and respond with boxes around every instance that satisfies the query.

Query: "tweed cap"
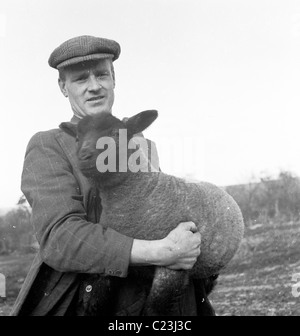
[48,35,121,69]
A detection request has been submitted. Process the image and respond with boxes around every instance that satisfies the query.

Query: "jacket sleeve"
[21,131,133,276]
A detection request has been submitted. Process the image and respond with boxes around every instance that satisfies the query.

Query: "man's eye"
[98,73,109,78]
[76,76,86,82]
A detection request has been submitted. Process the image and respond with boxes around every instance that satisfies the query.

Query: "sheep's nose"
[78,147,93,161]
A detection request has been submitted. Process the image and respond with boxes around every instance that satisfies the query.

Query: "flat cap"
[48,35,121,69]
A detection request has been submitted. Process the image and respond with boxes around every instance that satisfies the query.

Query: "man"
[11,35,214,316]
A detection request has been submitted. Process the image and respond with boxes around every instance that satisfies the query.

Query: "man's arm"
[22,131,200,277]
[130,222,201,270]
[22,131,133,277]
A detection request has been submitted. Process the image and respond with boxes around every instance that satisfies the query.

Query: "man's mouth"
[87,96,105,102]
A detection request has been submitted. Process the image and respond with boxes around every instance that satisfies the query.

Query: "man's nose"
[87,75,102,91]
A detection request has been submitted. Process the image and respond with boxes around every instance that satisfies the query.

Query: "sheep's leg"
[143,267,189,316]
[193,278,216,316]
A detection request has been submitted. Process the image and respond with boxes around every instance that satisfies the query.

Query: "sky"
[1,0,300,208]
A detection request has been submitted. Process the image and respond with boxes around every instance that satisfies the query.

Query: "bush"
[225,171,300,225]
[0,198,36,255]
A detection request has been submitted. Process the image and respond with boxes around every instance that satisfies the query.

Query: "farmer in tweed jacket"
[11,36,212,316]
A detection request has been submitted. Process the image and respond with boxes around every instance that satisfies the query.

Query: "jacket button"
[85,285,92,292]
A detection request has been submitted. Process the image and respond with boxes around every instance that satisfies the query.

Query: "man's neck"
[70,115,81,124]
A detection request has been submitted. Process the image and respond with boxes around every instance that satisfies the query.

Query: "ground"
[0,220,300,316]
[210,220,300,316]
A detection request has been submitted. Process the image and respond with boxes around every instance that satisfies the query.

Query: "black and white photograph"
[0,0,300,319]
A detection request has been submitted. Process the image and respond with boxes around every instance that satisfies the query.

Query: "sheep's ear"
[59,122,78,138]
[126,110,158,134]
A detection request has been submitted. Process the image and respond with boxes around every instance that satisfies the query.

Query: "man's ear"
[59,122,78,138]
[58,78,68,97]
[125,110,158,134]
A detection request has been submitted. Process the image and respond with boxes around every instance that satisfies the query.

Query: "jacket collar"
[70,115,81,124]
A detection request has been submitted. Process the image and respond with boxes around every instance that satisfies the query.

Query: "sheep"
[59,110,244,315]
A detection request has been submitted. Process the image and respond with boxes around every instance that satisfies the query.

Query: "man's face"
[58,58,115,118]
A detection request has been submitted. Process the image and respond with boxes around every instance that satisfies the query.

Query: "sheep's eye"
[111,129,119,137]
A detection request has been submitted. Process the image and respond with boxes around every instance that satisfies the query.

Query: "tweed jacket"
[11,115,200,316]
[10,115,140,315]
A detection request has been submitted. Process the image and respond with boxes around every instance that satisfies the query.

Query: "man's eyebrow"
[96,63,111,71]
[95,67,110,72]
[70,69,89,78]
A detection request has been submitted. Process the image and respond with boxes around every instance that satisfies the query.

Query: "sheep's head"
[59,110,158,187]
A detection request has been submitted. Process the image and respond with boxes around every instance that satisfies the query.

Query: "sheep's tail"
[142,267,189,316]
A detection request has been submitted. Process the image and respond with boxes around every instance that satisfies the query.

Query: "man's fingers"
[194,232,202,245]
[179,221,198,233]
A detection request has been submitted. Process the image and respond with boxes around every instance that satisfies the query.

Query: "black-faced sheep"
[60,110,244,315]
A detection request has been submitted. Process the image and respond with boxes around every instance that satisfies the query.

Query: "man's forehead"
[64,59,112,73]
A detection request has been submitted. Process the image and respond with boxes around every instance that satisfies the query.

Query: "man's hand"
[130,221,201,271]
[158,221,201,270]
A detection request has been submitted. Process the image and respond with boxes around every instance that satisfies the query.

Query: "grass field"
[0,220,300,316]
[210,220,300,316]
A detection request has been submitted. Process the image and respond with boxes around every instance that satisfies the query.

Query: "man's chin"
[85,109,112,116]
